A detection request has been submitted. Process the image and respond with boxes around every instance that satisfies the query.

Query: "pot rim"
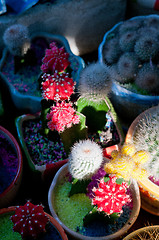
[123,225,159,240]
[0,206,68,240]
[0,125,23,198]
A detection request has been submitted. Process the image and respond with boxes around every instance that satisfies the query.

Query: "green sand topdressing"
[54,181,92,231]
[0,212,21,240]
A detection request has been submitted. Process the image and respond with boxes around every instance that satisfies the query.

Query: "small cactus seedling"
[10,201,49,239]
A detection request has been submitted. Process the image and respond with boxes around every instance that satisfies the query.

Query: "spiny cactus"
[118,18,143,35]
[41,71,75,101]
[68,139,103,180]
[135,63,159,94]
[10,201,48,239]
[78,62,111,99]
[134,34,159,61]
[104,143,150,181]
[41,42,70,74]
[132,111,159,180]
[119,31,137,52]
[117,52,139,81]
[3,24,30,56]
[103,38,121,64]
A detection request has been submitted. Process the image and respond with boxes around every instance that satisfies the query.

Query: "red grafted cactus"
[41,72,75,101]
[47,101,80,132]
[10,201,49,239]
[92,175,131,215]
[41,42,70,73]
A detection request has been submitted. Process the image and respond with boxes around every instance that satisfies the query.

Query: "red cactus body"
[41,42,70,74]
[92,175,131,215]
[47,101,80,132]
[10,201,49,239]
[41,72,75,101]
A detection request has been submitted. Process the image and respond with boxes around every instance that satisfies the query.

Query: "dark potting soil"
[0,133,18,194]
[23,118,67,166]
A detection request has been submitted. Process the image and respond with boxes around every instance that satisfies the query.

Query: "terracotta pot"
[123,225,159,240]
[15,113,68,183]
[125,105,159,216]
[0,126,23,208]
[0,32,85,114]
[0,206,68,240]
[48,163,141,240]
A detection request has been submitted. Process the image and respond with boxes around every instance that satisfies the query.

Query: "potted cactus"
[15,40,86,182]
[0,125,23,209]
[99,14,159,123]
[0,24,84,114]
[125,105,159,215]
[123,225,159,240]
[16,52,124,182]
[0,201,68,240]
[48,139,141,240]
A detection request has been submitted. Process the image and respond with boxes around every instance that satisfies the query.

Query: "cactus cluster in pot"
[102,15,159,96]
[48,139,141,239]
[125,105,159,215]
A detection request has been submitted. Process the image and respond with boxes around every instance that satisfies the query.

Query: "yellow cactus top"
[104,143,150,181]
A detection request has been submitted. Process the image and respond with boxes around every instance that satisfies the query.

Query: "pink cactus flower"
[47,101,80,132]
[10,201,48,238]
[41,72,75,101]
[92,175,131,215]
[41,42,70,73]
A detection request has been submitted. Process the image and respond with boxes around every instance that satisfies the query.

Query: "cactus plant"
[40,42,87,156]
[3,24,30,57]
[77,62,123,147]
[104,143,150,181]
[11,201,48,239]
[131,111,159,180]
[68,139,103,180]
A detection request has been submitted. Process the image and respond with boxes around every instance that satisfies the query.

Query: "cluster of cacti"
[3,24,30,56]
[103,15,159,95]
[132,111,159,180]
[68,139,103,180]
[104,143,150,181]
[11,201,48,239]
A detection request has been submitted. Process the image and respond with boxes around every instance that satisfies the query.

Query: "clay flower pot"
[98,14,159,124]
[0,126,23,208]
[123,225,159,240]
[48,164,141,240]
[0,32,84,114]
[125,105,159,216]
[15,113,68,183]
[0,206,68,240]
